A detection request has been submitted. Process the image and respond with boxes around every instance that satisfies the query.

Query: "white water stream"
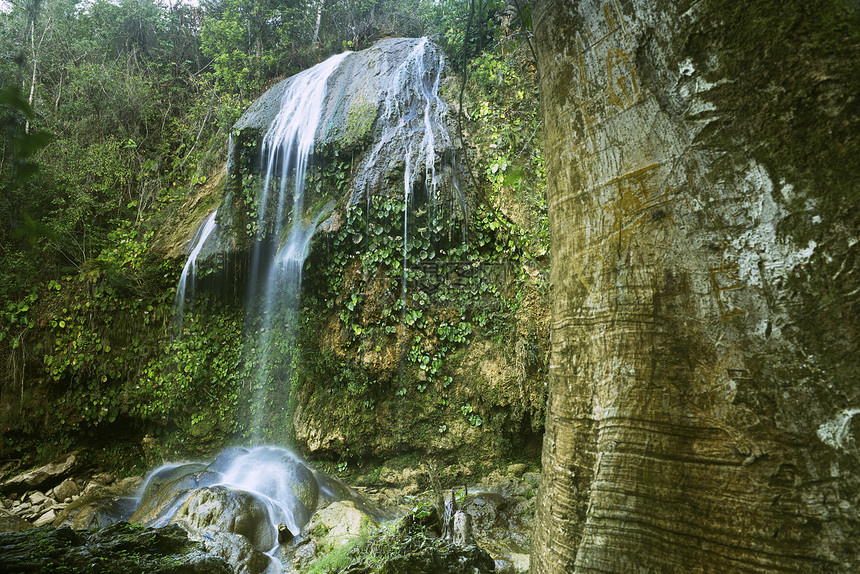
[247,51,350,440]
[173,209,218,328]
[163,38,461,574]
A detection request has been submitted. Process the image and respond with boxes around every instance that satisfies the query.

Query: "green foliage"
[302,175,534,429]
[0,85,55,293]
[135,297,244,432]
[0,0,549,467]
[418,0,504,70]
[0,86,53,183]
[469,47,547,258]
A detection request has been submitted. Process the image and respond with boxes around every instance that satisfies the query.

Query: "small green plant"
[461,404,483,427]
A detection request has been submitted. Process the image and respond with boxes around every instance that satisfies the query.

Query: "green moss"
[305,534,367,574]
[339,100,378,149]
[689,0,860,215]
[685,0,860,396]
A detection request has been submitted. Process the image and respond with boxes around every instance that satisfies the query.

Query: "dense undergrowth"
[0,0,547,480]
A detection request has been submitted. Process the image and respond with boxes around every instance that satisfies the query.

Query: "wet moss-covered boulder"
[0,522,231,574]
[298,505,496,574]
[170,486,277,553]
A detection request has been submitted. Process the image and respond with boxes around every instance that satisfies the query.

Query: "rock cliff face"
[195,36,464,271]
[160,37,548,463]
[531,0,860,572]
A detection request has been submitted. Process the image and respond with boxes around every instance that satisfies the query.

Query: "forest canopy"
[0,0,528,296]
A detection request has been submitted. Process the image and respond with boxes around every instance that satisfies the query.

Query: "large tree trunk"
[531,0,860,572]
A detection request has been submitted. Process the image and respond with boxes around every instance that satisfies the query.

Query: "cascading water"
[132,445,369,574]
[352,38,464,295]
[159,39,463,573]
[246,51,350,440]
[173,209,218,329]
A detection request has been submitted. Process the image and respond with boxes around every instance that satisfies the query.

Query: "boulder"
[53,477,80,502]
[203,446,319,529]
[306,500,378,553]
[0,452,76,494]
[32,508,56,527]
[168,486,277,553]
[113,476,143,493]
[194,37,463,271]
[192,529,272,574]
[131,469,221,527]
[138,463,209,504]
[463,490,532,574]
[0,509,31,532]
[314,471,393,522]
[27,491,48,506]
[0,522,231,574]
[63,495,140,529]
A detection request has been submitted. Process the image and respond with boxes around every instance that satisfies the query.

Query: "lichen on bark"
[531,0,860,572]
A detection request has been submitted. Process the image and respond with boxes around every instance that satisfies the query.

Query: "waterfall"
[247,51,350,441]
[156,39,469,574]
[173,210,218,329]
[172,39,462,440]
[352,38,462,296]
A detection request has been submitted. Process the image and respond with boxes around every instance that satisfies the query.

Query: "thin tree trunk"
[531,1,860,572]
[54,72,63,112]
[25,19,36,134]
[313,0,325,45]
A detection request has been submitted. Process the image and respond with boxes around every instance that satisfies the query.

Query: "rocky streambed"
[0,450,537,573]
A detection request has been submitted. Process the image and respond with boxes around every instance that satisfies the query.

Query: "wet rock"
[64,495,140,529]
[279,537,318,573]
[131,470,222,527]
[32,508,56,527]
[315,471,394,522]
[169,485,277,553]
[278,522,294,544]
[113,476,143,493]
[0,522,231,574]
[206,446,249,473]
[204,446,320,529]
[306,500,378,552]
[204,37,463,275]
[194,530,272,574]
[463,490,531,574]
[0,452,76,494]
[139,463,209,504]
[0,509,31,532]
[315,470,354,504]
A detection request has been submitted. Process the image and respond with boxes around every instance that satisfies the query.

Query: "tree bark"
[531,0,860,572]
[313,0,326,45]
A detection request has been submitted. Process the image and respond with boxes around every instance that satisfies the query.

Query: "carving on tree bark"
[531,0,860,572]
